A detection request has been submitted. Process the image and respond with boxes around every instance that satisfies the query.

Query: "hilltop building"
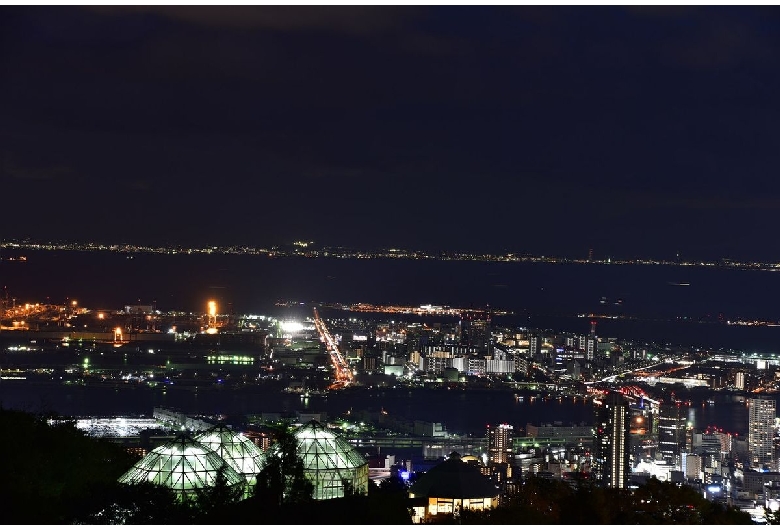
[408,452,499,523]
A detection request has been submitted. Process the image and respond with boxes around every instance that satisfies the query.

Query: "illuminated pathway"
[312,307,354,389]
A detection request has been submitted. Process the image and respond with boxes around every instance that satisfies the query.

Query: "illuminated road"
[589,356,686,384]
[312,307,354,389]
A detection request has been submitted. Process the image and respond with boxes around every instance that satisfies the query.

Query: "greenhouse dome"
[118,433,246,501]
[194,424,266,488]
[293,420,369,500]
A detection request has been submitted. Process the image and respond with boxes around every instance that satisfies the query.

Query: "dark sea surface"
[4,250,780,350]
[0,250,773,432]
[0,380,749,436]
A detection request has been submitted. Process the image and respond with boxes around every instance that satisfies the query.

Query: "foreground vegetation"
[0,408,411,524]
[451,475,752,525]
[0,408,753,525]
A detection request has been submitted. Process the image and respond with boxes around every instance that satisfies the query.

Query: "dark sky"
[3,6,780,260]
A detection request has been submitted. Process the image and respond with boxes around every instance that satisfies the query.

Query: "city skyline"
[4,6,780,260]
[5,236,780,266]
[3,7,778,521]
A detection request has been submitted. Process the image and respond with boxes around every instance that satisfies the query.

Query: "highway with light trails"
[312,307,354,389]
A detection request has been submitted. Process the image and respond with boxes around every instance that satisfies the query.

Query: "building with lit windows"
[528,334,542,359]
[585,321,598,361]
[409,452,499,523]
[735,371,746,390]
[658,401,686,466]
[459,311,491,354]
[749,397,776,470]
[684,453,703,481]
[487,423,513,464]
[766,481,780,513]
[593,392,630,489]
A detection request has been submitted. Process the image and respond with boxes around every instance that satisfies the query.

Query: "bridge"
[342,435,594,457]
[312,307,354,389]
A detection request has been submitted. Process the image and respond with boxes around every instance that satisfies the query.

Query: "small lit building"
[293,420,369,500]
[408,452,499,523]
[766,481,780,512]
[118,433,246,501]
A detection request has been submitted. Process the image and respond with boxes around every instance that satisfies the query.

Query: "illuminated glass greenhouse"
[194,424,266,488]
[293,420,369,500]
[118,433,246,501]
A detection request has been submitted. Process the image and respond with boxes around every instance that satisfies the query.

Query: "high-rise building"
[459,311,492,354]
[658,401,686,466]
[594,392,630,489]
[488,423,514,464]
[528,334,542,359]
[684,453,703,481]
[628,403,654,463]
[585,321,598,361]
[735,372,746,390]
[749,397,776,470]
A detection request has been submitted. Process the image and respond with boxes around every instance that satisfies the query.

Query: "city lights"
[280,321,304,333]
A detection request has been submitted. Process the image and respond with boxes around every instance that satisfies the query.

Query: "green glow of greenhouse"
[293,420,369,500]
[194,424,266,487]
[118,433,246,501]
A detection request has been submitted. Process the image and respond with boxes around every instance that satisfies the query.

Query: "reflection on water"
[684,400,748,436]
[0,381,751,436]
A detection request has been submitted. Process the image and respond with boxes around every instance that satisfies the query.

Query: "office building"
[684,453,703,481]
[657,401,686,466]
[585,321,598,361]
[593,392,630,488]
[459,311,492,354]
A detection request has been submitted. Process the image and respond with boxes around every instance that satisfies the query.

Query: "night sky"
[3,6,780,260]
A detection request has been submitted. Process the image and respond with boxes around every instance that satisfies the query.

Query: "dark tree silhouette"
[0,408,136,524]
[192,463,246,520]
[74,482,194,524]
[378,473,407,492]
[253,425,314,507]
[439,476,752,525]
